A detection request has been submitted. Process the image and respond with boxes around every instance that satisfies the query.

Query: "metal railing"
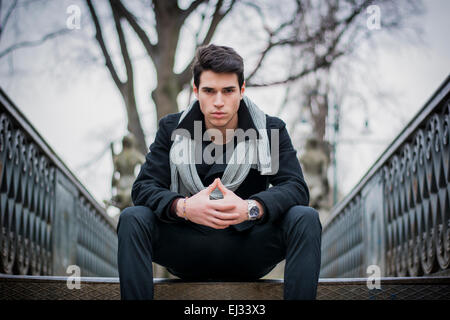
[0,88,118,277]
[320,75,450,278]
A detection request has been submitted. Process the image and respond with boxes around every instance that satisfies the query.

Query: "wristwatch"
[246,200,260,220]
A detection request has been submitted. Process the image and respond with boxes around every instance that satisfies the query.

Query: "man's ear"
[240,81,245,99]
[193,83,199,99]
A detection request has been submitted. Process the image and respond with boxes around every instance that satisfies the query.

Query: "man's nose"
[213,92,224,107]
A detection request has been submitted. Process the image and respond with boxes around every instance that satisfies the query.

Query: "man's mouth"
[212,112,226,118]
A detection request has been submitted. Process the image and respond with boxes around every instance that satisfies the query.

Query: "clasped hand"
[180,178,248,229]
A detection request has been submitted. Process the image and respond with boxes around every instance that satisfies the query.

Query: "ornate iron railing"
[0,88,118,277]
[321,75,450,278]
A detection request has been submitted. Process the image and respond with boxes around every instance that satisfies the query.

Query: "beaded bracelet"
[183,197,188,220]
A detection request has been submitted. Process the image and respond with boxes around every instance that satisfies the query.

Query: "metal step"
[1,274,449,300]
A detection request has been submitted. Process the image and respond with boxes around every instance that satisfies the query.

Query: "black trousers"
[117,205,322,300]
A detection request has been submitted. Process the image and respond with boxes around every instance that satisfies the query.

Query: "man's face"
[193,70,245,131]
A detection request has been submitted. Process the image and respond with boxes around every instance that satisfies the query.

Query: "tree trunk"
[122,86,148,155]
[306,91,329,144]
[152,74,181,124]
[152,2,184,125]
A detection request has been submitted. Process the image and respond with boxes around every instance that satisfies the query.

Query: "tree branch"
[177,0,237,88]
[0,28,70,59]
[86,0,124,91]
[109,0,133,85]
[246,40,274,83]
[248,45,344,88]
[245,0,303,83]
[246,0,370,87]
[182,0,208,19]
[0,0,18,38]
[200,0,233,46]
[111,0,158,62]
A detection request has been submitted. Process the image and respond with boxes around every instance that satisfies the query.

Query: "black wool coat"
[131,100,310,232]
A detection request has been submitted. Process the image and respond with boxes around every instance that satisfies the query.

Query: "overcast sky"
[0,0,449,217]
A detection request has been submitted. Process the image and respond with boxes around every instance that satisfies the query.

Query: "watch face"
[249,206,259,218]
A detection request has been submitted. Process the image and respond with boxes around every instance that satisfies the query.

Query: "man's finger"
[209,202,236,211]
[206,178,219,194]
[212,211,240,220]
[210,223,229,230]
[217,178,228,195]
[206,219,228,229]
[212,217,240,227]
[209,216,232,227]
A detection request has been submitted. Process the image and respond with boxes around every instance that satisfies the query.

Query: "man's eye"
[224,89,234,93]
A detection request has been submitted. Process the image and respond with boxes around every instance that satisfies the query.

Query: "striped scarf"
[169,96,272,199]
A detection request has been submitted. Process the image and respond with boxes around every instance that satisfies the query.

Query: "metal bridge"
[320,75,450,279]
[0,75,449,299]
[0,88,118,278]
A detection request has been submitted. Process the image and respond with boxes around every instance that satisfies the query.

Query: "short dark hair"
[192,44,244,89]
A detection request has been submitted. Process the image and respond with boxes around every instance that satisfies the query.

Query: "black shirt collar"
[175,99,261,139]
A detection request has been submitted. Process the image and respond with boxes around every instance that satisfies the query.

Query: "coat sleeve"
[249,117,310,224]
[131,114,185,223]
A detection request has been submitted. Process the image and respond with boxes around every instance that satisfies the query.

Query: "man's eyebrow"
[200,86,237,90]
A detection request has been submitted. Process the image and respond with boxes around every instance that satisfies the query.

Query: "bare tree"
[242,0,423,141]
[84,0,237,154]
[88,0,420,154]
[0,0,71,59]
[230,0,423,213]
[1,0,423,156]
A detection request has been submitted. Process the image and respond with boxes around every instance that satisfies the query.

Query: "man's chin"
[208,118,228,128]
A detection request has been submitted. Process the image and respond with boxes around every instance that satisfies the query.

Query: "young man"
[117,44,322,300]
